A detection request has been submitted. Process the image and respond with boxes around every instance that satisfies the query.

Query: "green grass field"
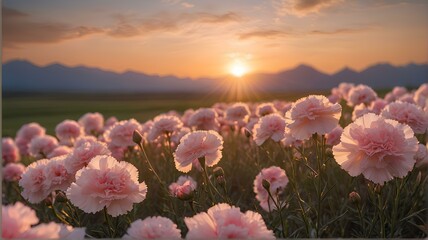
[2,91,330,137]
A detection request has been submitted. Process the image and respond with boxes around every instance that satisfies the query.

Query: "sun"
[230,60,248,78]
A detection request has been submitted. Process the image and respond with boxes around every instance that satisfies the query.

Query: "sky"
[2,0,428,78]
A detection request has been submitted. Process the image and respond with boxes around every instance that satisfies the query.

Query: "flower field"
[2,83,428,239]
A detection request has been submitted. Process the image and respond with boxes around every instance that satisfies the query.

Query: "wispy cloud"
[310,27,371,35]
[238,29,289,40]
[107,11,243,38]
[3,7,103,48]
[275,0,343,16]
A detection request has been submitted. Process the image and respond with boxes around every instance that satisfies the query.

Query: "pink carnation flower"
[108,119,142,147]
[19,222,61,239]
[64,137,111,174]
[338,82,355,101]
[2,202,39,239]
[415,144,428,167]
[3,163,26,182]
[253,166,289,211]
[285,95,342,140]
[325,125,343,146]
[15,122,46,155]
[47,145,72,158]
[333,113,418,185]
[381,101,428,134]
[19,159,50,203]
[44,155,74,192]
[55,120,83,146]
[104,116,118,129]
[174,130,223,173]
[369,98,388,115]
[185,203,274,239]
[169,175,197,200]
[66,155,147,217]
[78,112,104,135]
[414,83,428,108]
[347,84,377,106]
[148,115,183,142]
[252,114,286,146]
[225,102,251,126]
[188,108,220,131]
[59,225,86,239]
[256,103,277,117]
[181,109,195,127]
[352,103,371,121]
[392,86,407,98]
[124,216,181,239]
[28,135,58,159]
[2,138,20,164]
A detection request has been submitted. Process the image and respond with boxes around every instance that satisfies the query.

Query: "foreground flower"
[55,120,83,146]
[174,130,223,172]
[333,113,418,185]
[2,138,20,164]
[66,155,147,217]
[252,114,286,146]
[185,203,274,239]
[2,202,39,239]
[381,101,428,134]
[286,95,342,140]
[253,166,289,211]
[19,159,50,203]
[124,216,181,239]
[169,175,197,200]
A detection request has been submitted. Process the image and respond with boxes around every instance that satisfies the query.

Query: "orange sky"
[3,0,428,78]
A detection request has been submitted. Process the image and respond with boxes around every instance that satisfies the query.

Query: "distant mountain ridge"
[3,60,427,93]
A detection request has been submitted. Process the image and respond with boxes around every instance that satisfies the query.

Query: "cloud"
[275,0,343,16]
[107,11,243,38]
[238,29,289,40]
[310,27,371,35]
[181,2,195,8]
[3,7,103,48]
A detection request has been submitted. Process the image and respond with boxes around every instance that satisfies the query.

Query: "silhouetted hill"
[3,60,427,93]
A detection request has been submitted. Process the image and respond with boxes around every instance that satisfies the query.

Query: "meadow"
[2,85,427,239]
[2,91,326,136]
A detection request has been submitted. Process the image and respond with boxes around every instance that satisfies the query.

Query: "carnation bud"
[262,179,271,191]
[325,147,333,156]
[213,167,225,178]
[216,175,226,187]
[44,195,53,206]
[55,191,68,203]
[244,128,252,138]
[177,190,194,201]
[348,191,361,205]
[132,130,143,145]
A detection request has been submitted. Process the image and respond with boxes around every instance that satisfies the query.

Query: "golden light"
[229,60,248,77]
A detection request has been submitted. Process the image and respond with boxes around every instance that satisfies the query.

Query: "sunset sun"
[230,60,248,77]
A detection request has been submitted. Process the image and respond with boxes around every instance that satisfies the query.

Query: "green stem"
[289,157,310,237]
[103,207,114,238]
[377,191,385,238]
[266,190,285,238]
[50,203,71,225]
[137,142,164,187]
[356,203,365,237]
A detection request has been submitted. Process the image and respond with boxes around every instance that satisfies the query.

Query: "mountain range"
[3,60,427,94]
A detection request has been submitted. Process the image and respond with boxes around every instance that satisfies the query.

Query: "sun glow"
[230,60,248,77]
